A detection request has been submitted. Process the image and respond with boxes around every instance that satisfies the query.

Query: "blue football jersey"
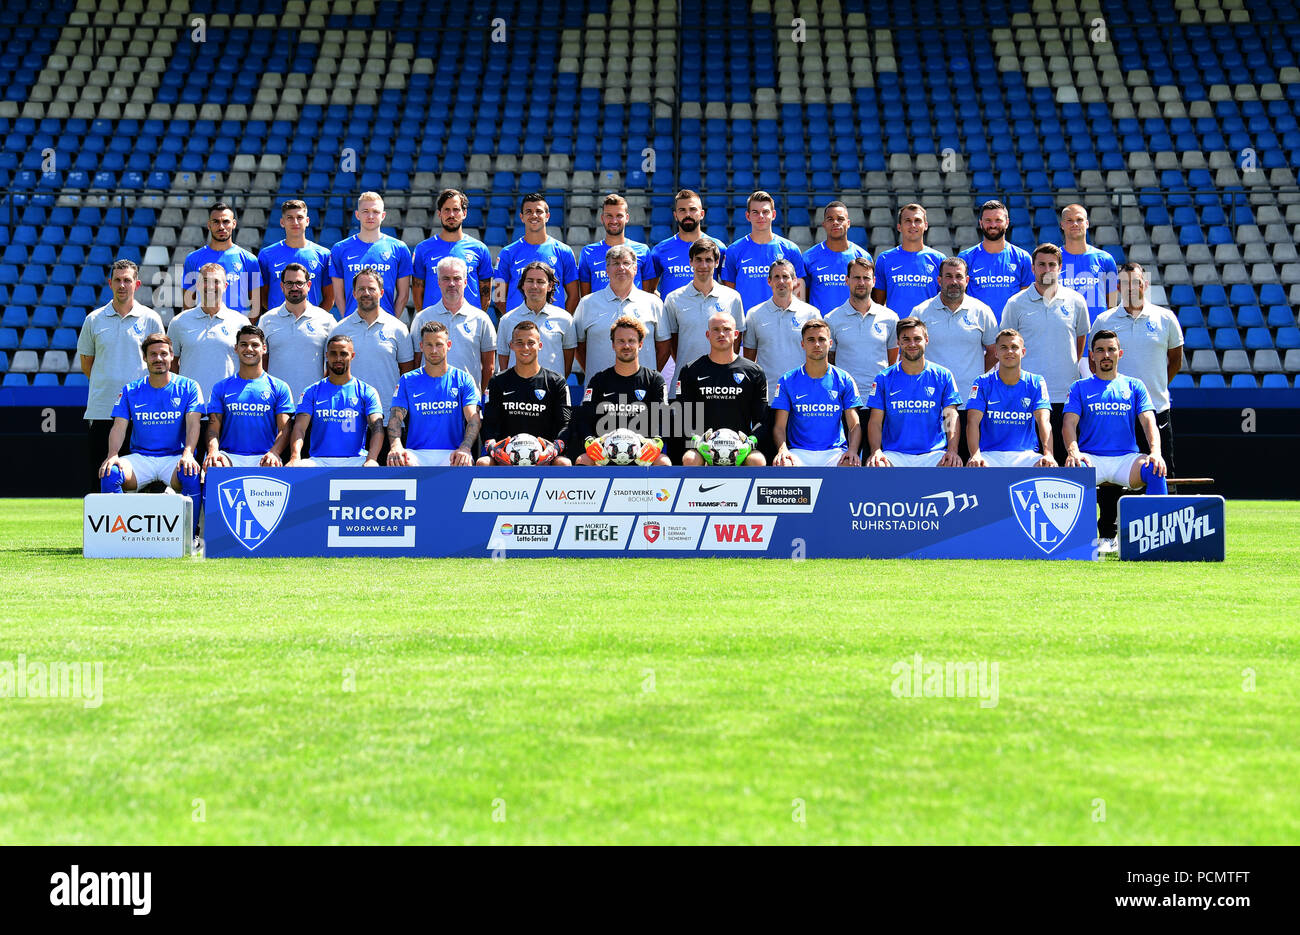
[411,234,495,309]
[1064,374,1153,456]
[183,245,261,316]
[329,234,414,318]
[866,362,962,454]
[967,370,1050,452]
[578,240,652,291]
[722,234,807,311]
[297,377,384,457]
[494,237,579,310]
[770,364,862,451]
[208,373,295,455]
[649,233,728,298]
[258,240,333,309]
[391,367,481,450]
[802,241,871,314]
[873,245,945,316]
[112,375,204,457]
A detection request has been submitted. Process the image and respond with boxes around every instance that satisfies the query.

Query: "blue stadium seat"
[50,327,77,351]
[1183,327,1212,349]
[1258,284,1287,306]
[1261,373,1290,388]
[1276,327,1300,349]
[65,372,89,388]
[1199,284,1227,305]
[1236,306,1265,328]
[1229,373,1258,388]
[1169,372,1195,389]
[1213,328,1242,349]
[1205,306,1235,329]
[30,306,58,329]
[1244,327,1274,349]
[31,372,58,387]
[1177,306,1205,328]
[1168,285,1197,307]
[2,372,28,387]
[1266,306,1295,328]
[1228,283,1256,305]
[1197,373,1226,388]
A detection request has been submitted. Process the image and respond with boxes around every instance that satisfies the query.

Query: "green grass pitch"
[1,498,1297,844]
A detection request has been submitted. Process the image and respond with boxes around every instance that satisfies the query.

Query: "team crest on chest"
[634,389,646,401]
[534,388,546,400]
[733,372,744,384]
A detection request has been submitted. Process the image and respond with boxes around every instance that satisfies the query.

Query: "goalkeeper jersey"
[565,365,666,449]
[674,354,767,436]
[482,367,571,443]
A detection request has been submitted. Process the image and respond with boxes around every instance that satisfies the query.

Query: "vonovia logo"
[1009,478,1084,554]
[217,475,289,551]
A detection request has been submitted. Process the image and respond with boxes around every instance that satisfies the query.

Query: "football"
[704,428,743,465]
[602,428,644,465]
[504,434,545,466]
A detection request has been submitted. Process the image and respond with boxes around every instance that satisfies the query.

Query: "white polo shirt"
[259,302,335,405]
[1090,302,1184,412]
[912,294,999,404]
[664,279,746,392]
[742,297,822,402]
[76,300,165,420]
[496,303,577,376]
[823,299,899,401]
[166,304,251,405]
[999,284,1091,401]
[409,301,497,394]
[572,285,668,383]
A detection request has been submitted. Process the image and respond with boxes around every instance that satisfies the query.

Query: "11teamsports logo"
[217,476,290,551]
[1008,478,1085,554]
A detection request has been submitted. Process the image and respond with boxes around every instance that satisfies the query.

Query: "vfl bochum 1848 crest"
[634,389,646,400]
[217,476,290,551]
[733,372,744,384]
[1009,478,1085,554]
[534,388,546,400]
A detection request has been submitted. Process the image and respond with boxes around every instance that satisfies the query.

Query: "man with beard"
[329,268,416,454]
[386,322,482,467]
[408,256,497,395]
[287,334,384,467]
[864,318,963,468]
[645,189,728,298]
[183,202,261,320]
[578,193,653,296]
[957,199,1034,319]
[825,256,899,419]
[411,188,495,313]
[1064,330,1168,553]
[802,201,871,314]
[567,316,671,466]
[912,256,998,462]
[478,321,572,466]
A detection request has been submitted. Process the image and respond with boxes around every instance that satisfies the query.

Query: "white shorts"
[786,447,847,466]
[295,455,367,467]
[218,452,266,467]
[404,448,455,466]
[1083,451,1144,487]
[979,449,1043,468]
[122,452,182,486]
[881,449,944,468]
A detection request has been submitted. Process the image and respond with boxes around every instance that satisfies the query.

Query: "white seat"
[40,350,70,372]
[1283,349,1300,372]
[1189,349,1220,372]
[10,350,39,373]
[1220,349,1251,373]
[1254,350,1283,373]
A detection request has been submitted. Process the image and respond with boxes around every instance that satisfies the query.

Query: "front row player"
[478,320,572,466]
[569,315,672,466]
[1064,330,1167,547]
[965,328,1056,467]
[677,310,767,466]
[387,321,482,466]
[771,319,862,466]
[864,318,963,467]
[287,334,384,466]
[203,325,295,468]
[98,333,204,541]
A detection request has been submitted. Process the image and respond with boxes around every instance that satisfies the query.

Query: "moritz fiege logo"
[50,865,150,915]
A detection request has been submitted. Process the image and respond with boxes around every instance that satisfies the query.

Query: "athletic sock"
[1140,461,1168,495]
[179,470,202,536]
[99,464,125,493]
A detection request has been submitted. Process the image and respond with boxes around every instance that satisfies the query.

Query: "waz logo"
[1009,478,1084,554]
[217,476,290,551]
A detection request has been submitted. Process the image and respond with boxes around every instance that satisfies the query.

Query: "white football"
[602,428,643,465]
[505,433,544,466]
